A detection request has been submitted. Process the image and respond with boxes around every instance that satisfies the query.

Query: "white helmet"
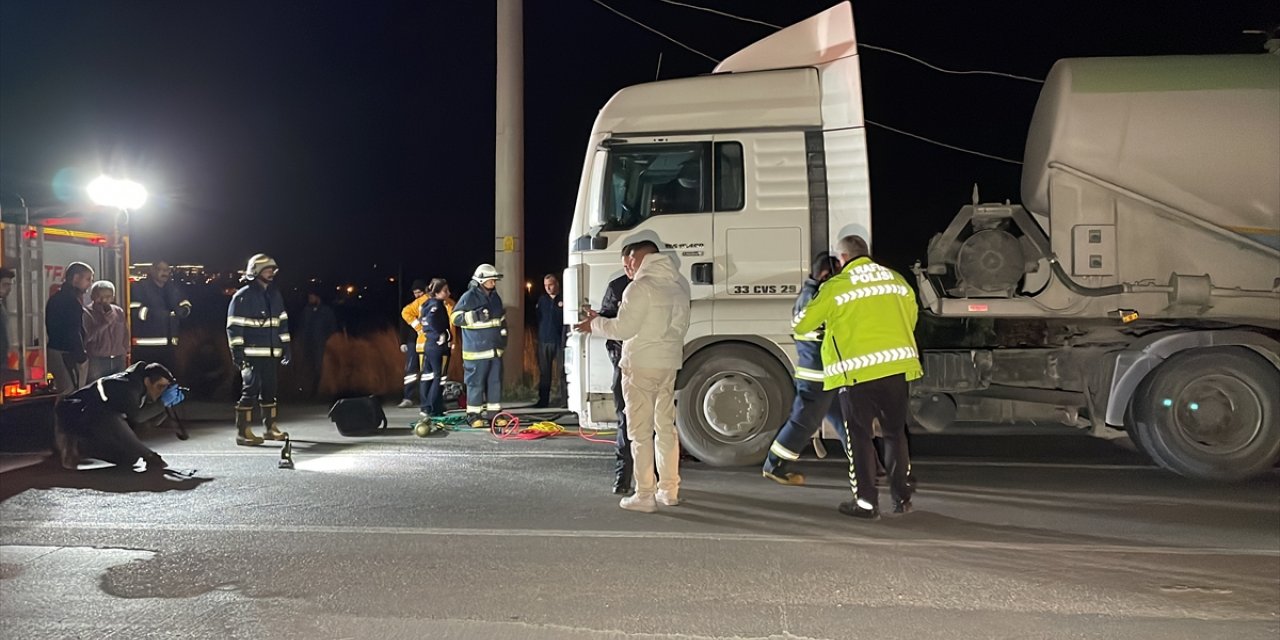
[472,263,502,283]
[243,253,279,281]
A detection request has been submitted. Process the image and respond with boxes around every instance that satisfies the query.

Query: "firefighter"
[227,253,291,446]
[398,280,428,408]
[450,264,507,428]
[418,278,452,418]
[793,235,922,519]
[130,261,191,374]
[762,252,846,486]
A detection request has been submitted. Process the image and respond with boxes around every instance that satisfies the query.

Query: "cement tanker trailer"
[915,54,1280,480]
[563,2,1278,481]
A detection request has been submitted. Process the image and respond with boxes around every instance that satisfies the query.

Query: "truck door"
[712,131,808,335]
[591,135,716,323]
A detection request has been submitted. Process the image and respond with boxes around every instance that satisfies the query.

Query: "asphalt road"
[1,403,1277,639]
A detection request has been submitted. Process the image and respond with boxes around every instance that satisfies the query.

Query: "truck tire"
[1130,347,1280,481]
[676,343,794,466]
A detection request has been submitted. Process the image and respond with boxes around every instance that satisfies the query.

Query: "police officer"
[398,280,428,408]
[792,235,922,519]
[130,261,191,374]
[227,253,291,446]
[418,278,452,418]
[762,252,846,486]
[599,270,632,494]
[450,264,507,428]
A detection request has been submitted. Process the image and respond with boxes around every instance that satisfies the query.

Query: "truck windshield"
[601,143,710,231]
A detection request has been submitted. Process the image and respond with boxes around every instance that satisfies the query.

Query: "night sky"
[1,0,1274,293]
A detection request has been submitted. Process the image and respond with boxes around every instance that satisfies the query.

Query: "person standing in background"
[84,280,129,380]
[534,273,567,408]
[130,261,191,375]
[300,289,337,398]
[46,262,93,394]
[398,280,428,408]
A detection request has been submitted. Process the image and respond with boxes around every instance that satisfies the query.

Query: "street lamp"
[87,175,147,344]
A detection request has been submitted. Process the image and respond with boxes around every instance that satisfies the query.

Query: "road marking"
[3,520,1276,558]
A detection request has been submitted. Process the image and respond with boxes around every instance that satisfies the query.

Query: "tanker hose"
[1048,256,1126,297]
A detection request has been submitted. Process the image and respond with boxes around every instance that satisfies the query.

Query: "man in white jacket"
[575,234,691,513]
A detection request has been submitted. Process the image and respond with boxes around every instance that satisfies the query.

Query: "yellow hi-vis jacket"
[401,294,430,353]
[792,257,923,390]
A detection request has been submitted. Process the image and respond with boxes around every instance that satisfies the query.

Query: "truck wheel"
[1130,347,1280,481]
[676,344,794,466]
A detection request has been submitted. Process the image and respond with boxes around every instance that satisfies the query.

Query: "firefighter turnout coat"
[792,257,922,390]
[227,282,291,361]
[790,276,827,389]
[450,284,505,360]
[400,293,430,354]
[130,278,190,347]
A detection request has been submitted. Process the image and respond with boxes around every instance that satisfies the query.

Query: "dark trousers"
[237,357,279,408]
[419,344,448,416]
[764,382,845,474]
[536,341,565,405]
[611,360,631,477]
[402,348,421,401]
[838,374,912,508]
[463,357,502,413]
[55,400,156,466]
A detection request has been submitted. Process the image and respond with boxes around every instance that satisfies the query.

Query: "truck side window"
[602,143,710,231]
[715,142,744,212]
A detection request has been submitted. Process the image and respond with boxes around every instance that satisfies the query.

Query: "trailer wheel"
[1130,347,1280,481]
[676,344,793,466]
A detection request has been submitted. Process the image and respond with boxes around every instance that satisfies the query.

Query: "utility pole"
[495,0,525,387]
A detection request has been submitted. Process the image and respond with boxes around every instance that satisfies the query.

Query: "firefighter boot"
[235,406,264,446]
[261,404,288,441]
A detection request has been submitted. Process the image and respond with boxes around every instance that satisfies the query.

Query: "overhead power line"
[589,0,1025,165]
[655,0,1044,83]
[589,0,719,63]
[865,120,1022,165]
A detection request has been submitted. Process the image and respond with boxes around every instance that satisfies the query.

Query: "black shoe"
[838,500,880,520]
[892,499,913,515]
[612,480,631,495]
[532,401,548,409]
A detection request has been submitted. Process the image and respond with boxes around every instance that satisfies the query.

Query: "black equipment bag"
[328,396,389,436]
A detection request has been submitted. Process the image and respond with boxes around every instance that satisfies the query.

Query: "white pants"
[622,366,680,498]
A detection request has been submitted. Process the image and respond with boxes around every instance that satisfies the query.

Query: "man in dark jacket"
[46,262,94,394]
[227,253,291,446]
[129,261,191,374]
[762,253,845,486]
[300,289,337,397]
[54,361,177,471]
[534,273,567,408]
[600,270,632,494]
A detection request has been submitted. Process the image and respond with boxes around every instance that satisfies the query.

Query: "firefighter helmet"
[242,253,279,281]
[471,263,503,283]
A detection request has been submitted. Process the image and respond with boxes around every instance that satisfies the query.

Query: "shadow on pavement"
[0,458,214,502]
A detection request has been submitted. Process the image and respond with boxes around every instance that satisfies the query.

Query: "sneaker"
[891,499,913,515]
[762,469,805,486]
[656,490,680,506]
[397,399,414,408]
[837,500,880,520]
[619,494,657,513]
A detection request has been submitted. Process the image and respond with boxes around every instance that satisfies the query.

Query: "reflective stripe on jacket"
[792,257,922,390]
[451,284,505,359]
[790,277,825,387]
[227,282,290,361]
[130,278,189,346]
[401,294,429,353]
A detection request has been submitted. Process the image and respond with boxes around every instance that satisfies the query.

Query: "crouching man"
[54,362,183,471]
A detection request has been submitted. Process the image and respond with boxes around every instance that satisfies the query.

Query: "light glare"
[87,175,148,209]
